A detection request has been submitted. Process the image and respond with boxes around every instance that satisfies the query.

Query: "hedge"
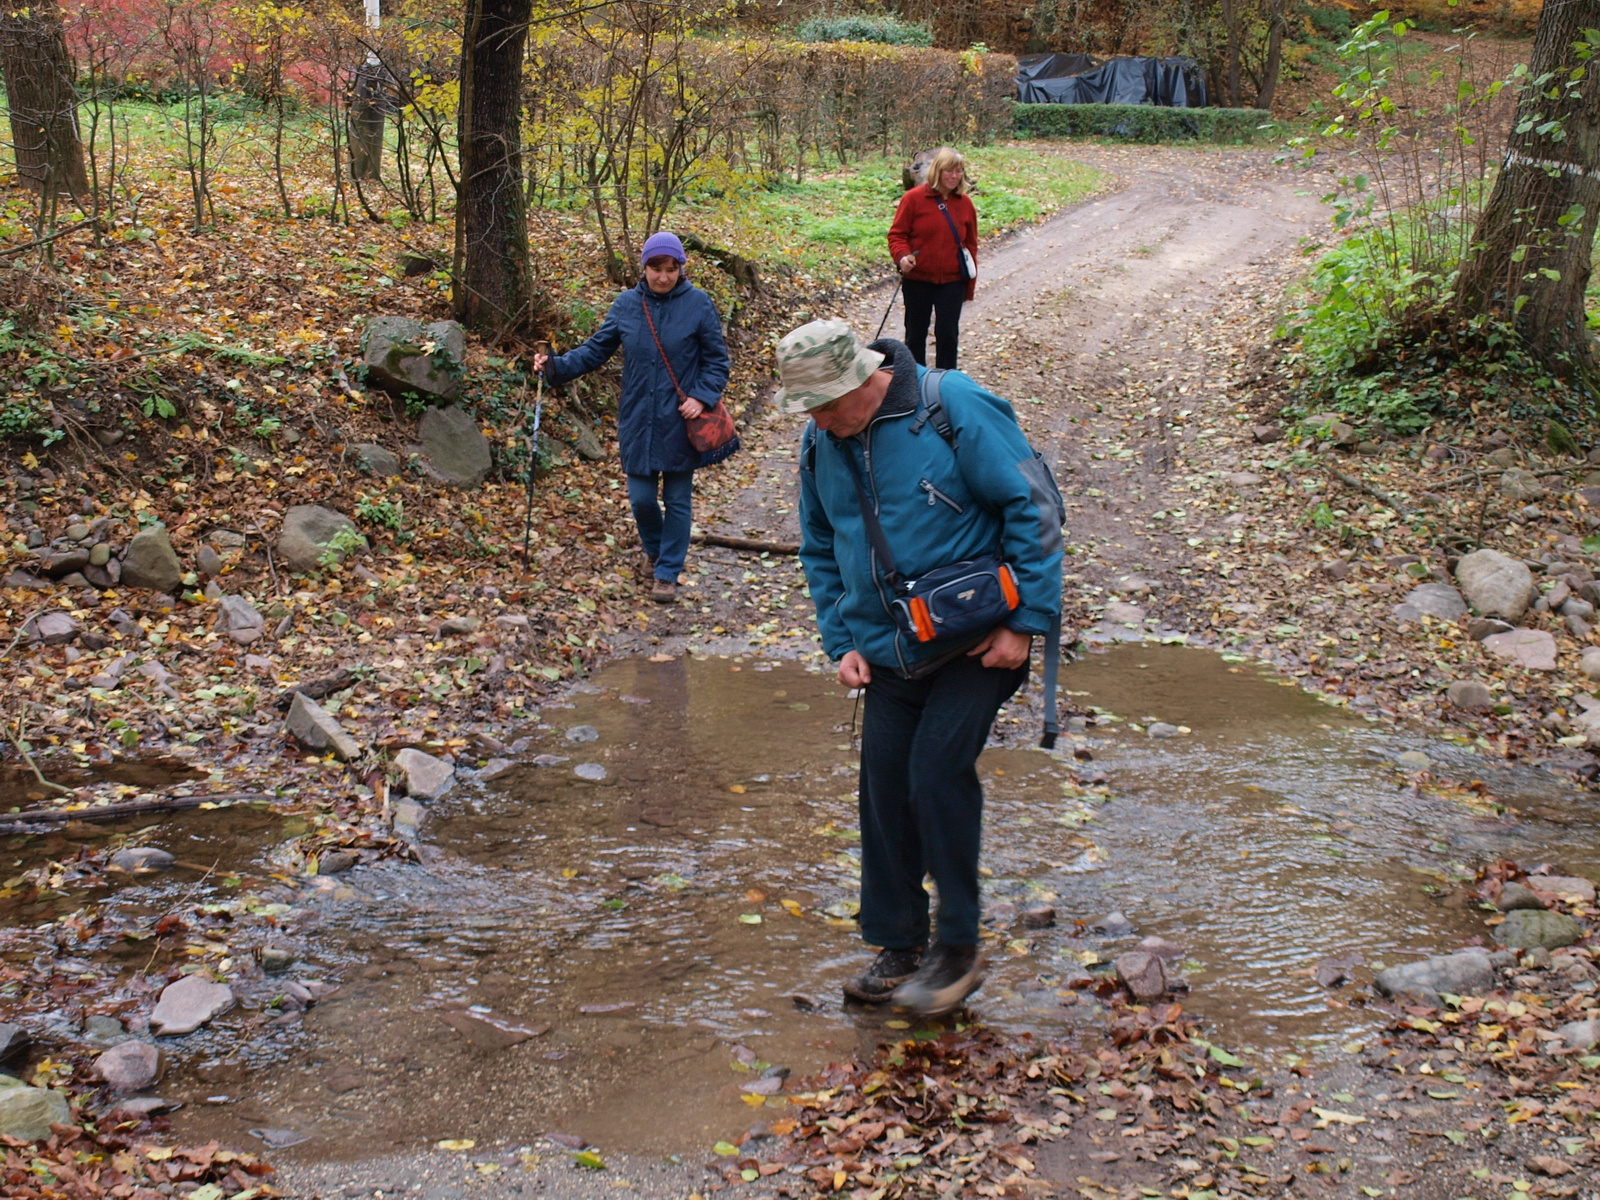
[1013,103,1279,144]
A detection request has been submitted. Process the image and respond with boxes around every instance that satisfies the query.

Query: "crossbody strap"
[934,197,970,277]
[841,446,904,592]
[639,294,689,403]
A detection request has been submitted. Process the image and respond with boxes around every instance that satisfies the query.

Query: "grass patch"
[686,145,1104,280]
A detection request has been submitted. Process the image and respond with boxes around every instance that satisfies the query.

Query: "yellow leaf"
[1312,1108,1365,1127]
[729,784,747,794]
[780,899,803,917]
[21,451,38,470]
[144,1147,175,1161]
[436,1139,476,1151]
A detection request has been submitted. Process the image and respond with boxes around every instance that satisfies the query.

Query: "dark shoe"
[650,579,677,604]
[841,946,924,1003]
[891,943,984,1015]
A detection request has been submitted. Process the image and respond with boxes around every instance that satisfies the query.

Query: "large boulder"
[278,505,367,573]
[362,316,465,400]
[119,525,183,594]
[1482,628,1558,672]
[351,443,400,477]
[1455,549,1537,621]
[286,693,361,762]
[0,1081,71,1141]
[418,407,492,489]
[1392,583,1466,624]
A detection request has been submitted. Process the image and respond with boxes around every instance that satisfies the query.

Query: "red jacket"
[888,186,979,302]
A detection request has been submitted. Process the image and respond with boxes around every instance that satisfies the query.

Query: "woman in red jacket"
[887,147,978,369]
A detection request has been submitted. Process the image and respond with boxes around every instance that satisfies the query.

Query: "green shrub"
[795,15,934,46]
[1013,103,1277,144]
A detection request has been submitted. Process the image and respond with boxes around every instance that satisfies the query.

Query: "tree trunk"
[0,0,88,197]
[1221,0,1240,107]
[349,62,385,182]
[453,0,535,334]
[1255,1,1284,112]
[1454,0,1600,380]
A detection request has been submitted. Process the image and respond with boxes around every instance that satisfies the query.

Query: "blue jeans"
[627,470,693,582]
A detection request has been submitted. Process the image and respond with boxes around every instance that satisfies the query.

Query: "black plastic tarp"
[1015,53,1100,90]
[1015,56,1209,108]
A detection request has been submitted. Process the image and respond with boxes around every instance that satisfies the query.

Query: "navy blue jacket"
[543,278,730,475]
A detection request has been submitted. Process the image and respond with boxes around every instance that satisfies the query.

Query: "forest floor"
[2,143,1598,1199]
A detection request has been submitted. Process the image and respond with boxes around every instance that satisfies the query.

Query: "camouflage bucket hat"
[774,320,885,414]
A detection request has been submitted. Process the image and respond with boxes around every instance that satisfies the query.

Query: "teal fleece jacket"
[798,340,1064,674]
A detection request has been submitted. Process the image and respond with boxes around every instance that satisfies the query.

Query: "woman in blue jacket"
[533,232,731,603]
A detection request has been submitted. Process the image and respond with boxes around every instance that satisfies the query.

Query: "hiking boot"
[637,551,658,579]
[841,946,924,1004]
[891,943,984,1015]
[650,579,677,604]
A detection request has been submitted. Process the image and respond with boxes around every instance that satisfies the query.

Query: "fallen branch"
[7,703,73,797]
[692,532,801,555]
[0,792,275,834]
[0,217,100,259]
[1,606,52,661]
[1328,468,1415,517]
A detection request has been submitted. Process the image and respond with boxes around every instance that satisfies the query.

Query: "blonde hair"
[926,147,968,196]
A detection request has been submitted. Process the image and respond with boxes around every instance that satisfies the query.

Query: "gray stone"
[362,316,466,400]
[1252,423,1282,443]
[66,523,91,542]
[438,615,480,635]
[391,799,425,832]
[418,406,492,489]
[286,692,361,762]
[1553,1018,1600,1052]
[352,443,400,477]
[1224,471,1262,486]
[1583,647,1600,680]
[0,1024,28,1062]
[1563,597,1596,621]
[1090,911,1136,937]
[1482,628,1558,672]
[2,569,49,589]
[573,762,607,781]
[319,849,358,874]
[480,758,515,781]
[120,525,183,594]
[209,529,247,549]
[278,505,366,573]
[1021,906,1056,929]
[84,561,120,589]
[568,417,606,462]
[28,611,79,646]
[1495,882,1546,912]
[1136,936,1185,961]
[1101,602,1146,627]
[93,1041,161,1091]
[1456,549,1538,620]
[218,595,264,644]
[436,1010,548,1049]
[1500,468,1547,501]
[566,724,600,743]
[260,947,296,973]
[393,748,454,800]
[149,974,235,1035]
[494,614,530,631]
[82,1015,128,1046]
[137,660,173,685]
[1531,875,1597,902]
[1395,751,1432,771]
[109,847,175,873]
[88,543,112,568]
[1393,583,1467,624]
[42,548,90,578]
[196,545,222,577]
[1446,680,1495,711]
[1115,950,1167,1000]
[1146,722,1180,738]
[1494,909,1584,951]
[1375,951,1496,999]
[0,1084,71,1140]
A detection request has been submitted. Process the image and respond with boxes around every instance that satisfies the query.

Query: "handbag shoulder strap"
[840,443,904,591]
[933,195,967,255]
[639,293,689,402]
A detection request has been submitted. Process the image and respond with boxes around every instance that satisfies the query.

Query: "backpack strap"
[802,421,818,474]
[909,368,957,447]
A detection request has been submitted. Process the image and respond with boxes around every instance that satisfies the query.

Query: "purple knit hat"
[640,231,687,267]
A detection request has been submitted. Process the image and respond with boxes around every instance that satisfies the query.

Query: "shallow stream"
[5,645,1598,1162]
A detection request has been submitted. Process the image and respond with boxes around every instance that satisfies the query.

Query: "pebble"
[1090,911,1135,937]
[1021,906,1056,929]
[565,724,600,743]
[439,615,480,635]
[1495,882,1545,912]
[93,1041,162,1091]
[1114,950,1167,1000]
[149,974,236,1035]
[1395,750,1432,771]
[109,847,175,873]
[1446,680,1494,711]
[1146,722,1180,738]
[260,947,297,973]
[573,763,607,781]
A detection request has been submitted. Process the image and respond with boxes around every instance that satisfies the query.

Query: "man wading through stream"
[779,320,1063,1014]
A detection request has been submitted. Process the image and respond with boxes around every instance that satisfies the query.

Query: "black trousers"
[902,278,966,370]
[857,653,1026,950]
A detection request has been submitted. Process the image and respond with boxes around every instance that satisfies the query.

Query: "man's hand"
[532,352,549,374]
[679,397,706,419]
[838,650,872,688]
[968,626,1032,670]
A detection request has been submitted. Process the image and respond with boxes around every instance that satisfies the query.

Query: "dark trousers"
[902,278,966,369]
[626,470,693,581]
[857,653,1026,950]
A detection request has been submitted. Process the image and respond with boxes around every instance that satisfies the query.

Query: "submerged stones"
[1375,951,1497,1007]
